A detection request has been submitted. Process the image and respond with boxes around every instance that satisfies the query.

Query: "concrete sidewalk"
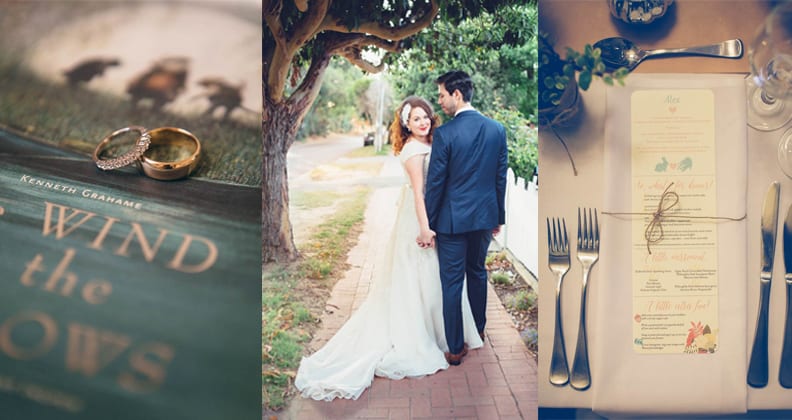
[286,155,538,419]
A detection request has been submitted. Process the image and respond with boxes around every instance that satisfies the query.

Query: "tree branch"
[266,47,292,103]
[264,0,330,101]
[340,50,385,73]
[287,0,329,56]
[265,0,438,103]
[263,1,288,54]
[319,0,438,41]
[326,33,399,53]
[264,1,292,102]
[325,33,400,73]
[286,34,334,126]
[293,0,308,12]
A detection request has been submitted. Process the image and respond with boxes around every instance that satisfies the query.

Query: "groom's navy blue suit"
[425,109,508,355]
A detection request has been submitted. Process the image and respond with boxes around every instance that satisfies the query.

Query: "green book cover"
[0,2,262,419]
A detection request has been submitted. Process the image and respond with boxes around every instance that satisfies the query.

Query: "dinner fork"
[548,217,570,386]
[570,208,599,391]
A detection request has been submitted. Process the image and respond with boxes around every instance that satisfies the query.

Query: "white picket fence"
[493,168,539,281]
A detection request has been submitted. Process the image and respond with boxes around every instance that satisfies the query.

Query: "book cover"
[0,2,261,418]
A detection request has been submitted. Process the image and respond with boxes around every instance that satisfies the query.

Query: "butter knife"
[780,204,792,388]
[748,181,780,388]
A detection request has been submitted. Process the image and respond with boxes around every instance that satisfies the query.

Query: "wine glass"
[746,2,792,177]
[746,3,792,132]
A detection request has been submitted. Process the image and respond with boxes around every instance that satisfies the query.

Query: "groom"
[424,70,508,366]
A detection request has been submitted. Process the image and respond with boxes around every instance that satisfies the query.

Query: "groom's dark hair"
[436,70,473,103]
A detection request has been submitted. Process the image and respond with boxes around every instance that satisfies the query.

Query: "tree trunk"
[262,48,332,265]
[262,103,300,264]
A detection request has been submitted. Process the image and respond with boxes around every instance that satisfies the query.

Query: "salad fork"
[570,208,599,390]
[548,217,570,386]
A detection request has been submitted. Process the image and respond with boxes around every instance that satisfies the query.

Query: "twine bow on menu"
[603,182,746,254]
[93,126,201,181]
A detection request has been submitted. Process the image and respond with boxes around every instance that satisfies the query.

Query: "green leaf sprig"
[564,44,629,90]
[539,35,628,108]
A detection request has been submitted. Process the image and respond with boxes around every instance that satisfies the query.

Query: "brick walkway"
[285,157,538,420]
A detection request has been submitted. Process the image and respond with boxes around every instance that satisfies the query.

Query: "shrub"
[490,271,512,285]
[508,289,537,311]
[486,251,507,266]
[490,107,537,182]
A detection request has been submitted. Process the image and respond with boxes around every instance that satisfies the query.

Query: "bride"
[294,96,483,401]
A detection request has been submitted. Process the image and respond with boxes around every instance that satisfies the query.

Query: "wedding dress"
[294,140,483,401]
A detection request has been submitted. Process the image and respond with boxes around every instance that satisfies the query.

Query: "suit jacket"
[425,110,508,235]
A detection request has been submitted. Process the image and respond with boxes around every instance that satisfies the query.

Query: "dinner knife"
[780,204,792,388]
[748,181,780,388]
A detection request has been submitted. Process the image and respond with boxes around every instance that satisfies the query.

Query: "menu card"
[595,74,747,416]
[629,89,720,355]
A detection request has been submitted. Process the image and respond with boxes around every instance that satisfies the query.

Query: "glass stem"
[761,89,777,105]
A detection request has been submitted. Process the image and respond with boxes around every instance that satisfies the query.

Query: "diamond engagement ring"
[93,126,151,171]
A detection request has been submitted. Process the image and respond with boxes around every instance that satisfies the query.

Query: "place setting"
[538,0,792,416]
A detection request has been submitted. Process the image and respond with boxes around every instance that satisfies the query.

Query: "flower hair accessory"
[400,103,412,127]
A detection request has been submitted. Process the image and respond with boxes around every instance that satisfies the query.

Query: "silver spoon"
[594,37,743,71]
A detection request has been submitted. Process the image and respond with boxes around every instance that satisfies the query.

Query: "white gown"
[294,141,483,401]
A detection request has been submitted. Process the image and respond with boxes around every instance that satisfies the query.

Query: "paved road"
[287,133,364,179]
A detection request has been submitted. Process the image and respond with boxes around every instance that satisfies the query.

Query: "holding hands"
[417,228,436,249]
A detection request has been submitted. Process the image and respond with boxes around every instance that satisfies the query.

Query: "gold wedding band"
[93,126,151,170]
[139,127,201,181]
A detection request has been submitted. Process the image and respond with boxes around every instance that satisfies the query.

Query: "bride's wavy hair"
[389,96,441,156]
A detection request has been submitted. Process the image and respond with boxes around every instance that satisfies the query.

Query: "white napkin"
[594,74,748,416]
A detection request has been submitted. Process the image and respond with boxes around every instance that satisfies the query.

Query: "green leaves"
[412,3,538,178]
[613,67,630,85]
[578,70,592,90]
[562,63,575,78]
[297,57,367,139]
[539,35,629,109]
[491,107,537,182]
[389,3,536,123]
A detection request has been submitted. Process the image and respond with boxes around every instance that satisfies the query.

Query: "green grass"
[0,56,261,185]
[507,289,538,311]
[262,267,314,411]
[270,333,304,369]
[290,190,342,210]
[298,187,369,279]
[344,143,392,158]
[262,186,370,411]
